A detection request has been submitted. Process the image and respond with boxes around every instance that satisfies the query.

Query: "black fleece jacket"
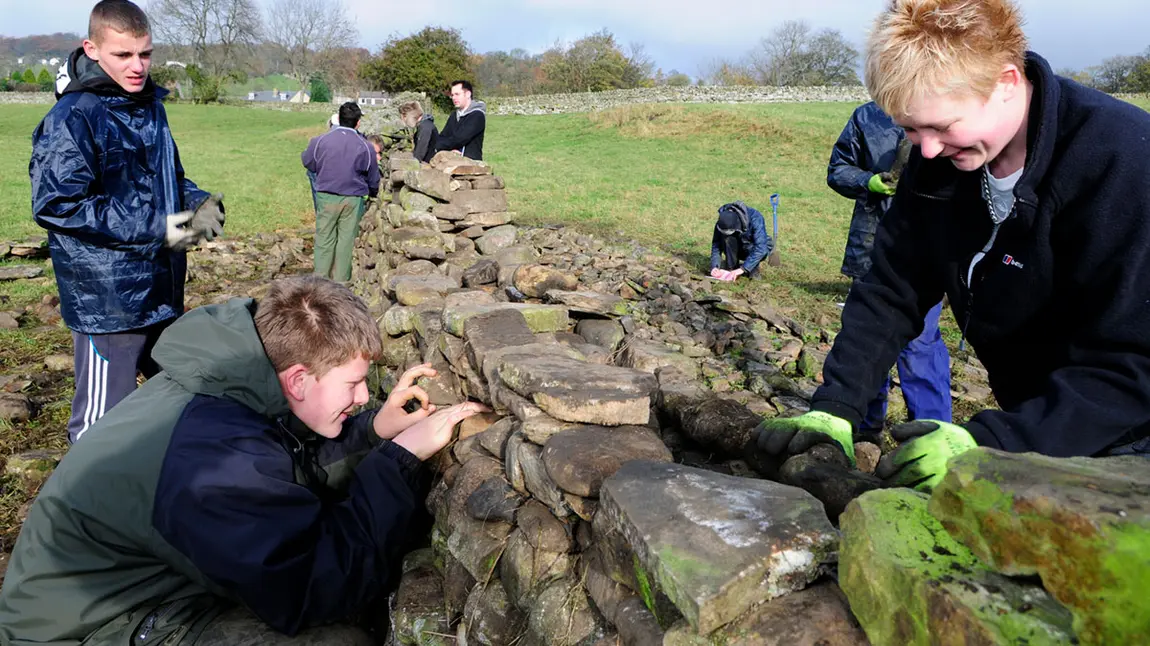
[813,52,1150,457]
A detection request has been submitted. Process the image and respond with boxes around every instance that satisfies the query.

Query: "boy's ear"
[279,364,311,402]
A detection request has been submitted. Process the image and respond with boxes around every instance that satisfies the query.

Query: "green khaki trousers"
[314,192,366,281]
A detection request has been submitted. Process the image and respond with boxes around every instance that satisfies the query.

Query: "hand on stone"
[392,401,492,461]
[710,268,731,280]
[374,363,437,440]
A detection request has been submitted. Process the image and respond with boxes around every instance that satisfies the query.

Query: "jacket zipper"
[958,191,1035,351]
[136,600,178,642]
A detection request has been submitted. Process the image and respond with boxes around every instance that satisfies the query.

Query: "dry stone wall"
[350,151,1147,646]
[487,86,872,116]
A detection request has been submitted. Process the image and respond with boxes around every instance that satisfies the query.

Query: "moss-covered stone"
[839,488,1074,646]
[931,448,1150,645]
[442,303,570,336]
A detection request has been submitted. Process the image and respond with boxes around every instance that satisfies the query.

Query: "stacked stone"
[350,161,873,643]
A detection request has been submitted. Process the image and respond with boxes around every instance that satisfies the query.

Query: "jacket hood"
[152,298,290,418]
[419,113,435,125]
[56,46,161,102]
[716,201,750,235]
[458,99,486,118]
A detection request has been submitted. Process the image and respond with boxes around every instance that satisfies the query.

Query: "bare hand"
[374,363,438,440]
[392,401,492,461]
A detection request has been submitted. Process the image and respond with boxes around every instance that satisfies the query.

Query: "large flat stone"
[492,244,539,267]
[595,461,838,634]
[447,515,513,583]
[662,582,868,646]
[452,189,508,214]
[497,354,657,426]
[404,168,452,201]
[543,425,672,497]
[443,302,569,336]
[839,489,1075,646]
[544,290,629,318]
[931,448,1150,645]
[677,396,763,458]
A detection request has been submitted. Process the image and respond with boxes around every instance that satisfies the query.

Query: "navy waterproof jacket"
[30,48,209,334]
[813,53,1150,457]
[826,101,905,279]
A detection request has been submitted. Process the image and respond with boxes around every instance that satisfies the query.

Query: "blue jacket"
[0,299,426,644]
[710,202,773,273]
[814,53,1150,457]
[30,48,209,334]
[826,101,905,279]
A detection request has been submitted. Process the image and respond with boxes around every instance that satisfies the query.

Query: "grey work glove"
[165,194,225,250]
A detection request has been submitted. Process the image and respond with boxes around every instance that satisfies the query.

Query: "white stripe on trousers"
[77,337,109,440]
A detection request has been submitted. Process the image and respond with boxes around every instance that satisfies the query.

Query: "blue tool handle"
[769,193,780,239]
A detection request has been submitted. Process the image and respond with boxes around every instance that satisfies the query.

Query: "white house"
[357,91,388,106]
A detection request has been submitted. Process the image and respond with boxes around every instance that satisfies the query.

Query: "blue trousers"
[862,301,952,432]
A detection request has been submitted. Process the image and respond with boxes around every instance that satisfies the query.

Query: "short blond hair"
[865,0,1028,118]
[398,101,423,119]
[254,276,381,376]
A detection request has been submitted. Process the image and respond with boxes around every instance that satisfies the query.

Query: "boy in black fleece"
[753,0,1150,491]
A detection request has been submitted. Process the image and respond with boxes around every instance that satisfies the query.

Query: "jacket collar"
[56,46,161,104]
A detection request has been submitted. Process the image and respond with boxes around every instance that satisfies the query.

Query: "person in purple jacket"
[301,101,380,281]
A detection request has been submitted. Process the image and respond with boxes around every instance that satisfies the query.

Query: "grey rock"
[466,477,523,524]
[595,461,838,634]
[476,225,518,255]
[542,425,672,498]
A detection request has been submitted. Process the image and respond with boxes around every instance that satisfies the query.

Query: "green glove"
[754,411,856,467]
[867,173,896,196]
[876,420,977,492]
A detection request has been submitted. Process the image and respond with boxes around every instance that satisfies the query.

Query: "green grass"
[223,73,303,97]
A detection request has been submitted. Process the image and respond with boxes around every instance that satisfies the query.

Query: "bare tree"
[148,0,261,77]
[748,20,860,86]
[265,0,358,85]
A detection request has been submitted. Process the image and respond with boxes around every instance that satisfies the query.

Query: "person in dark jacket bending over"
[399,100,439,163]
[30,0,224,446]
[0,275,489,645]
[709,201,773,281]
[301,101,381,282]
[436,80,486,160]
[753,0,1150,492]
[827,101,952,438]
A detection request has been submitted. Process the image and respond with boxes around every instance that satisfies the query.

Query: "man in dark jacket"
[753,0,1150,492]
[31,0,224,446]
[0,275,488,645]
[827,102,952,437]
[709,201,773,281]
[301,101,381,282]
[399,100,439,163]
[436,80,486,160]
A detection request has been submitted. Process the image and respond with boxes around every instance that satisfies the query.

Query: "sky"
[2,0,1147,77]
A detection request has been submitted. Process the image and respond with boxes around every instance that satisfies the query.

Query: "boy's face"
[895,68,1025,172]
[401,112,419,128]
[82,27,153,94]
[292,355,371,439]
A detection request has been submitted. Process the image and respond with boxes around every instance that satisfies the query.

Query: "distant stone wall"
[0,93,54,105]
[488,85,872,116]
